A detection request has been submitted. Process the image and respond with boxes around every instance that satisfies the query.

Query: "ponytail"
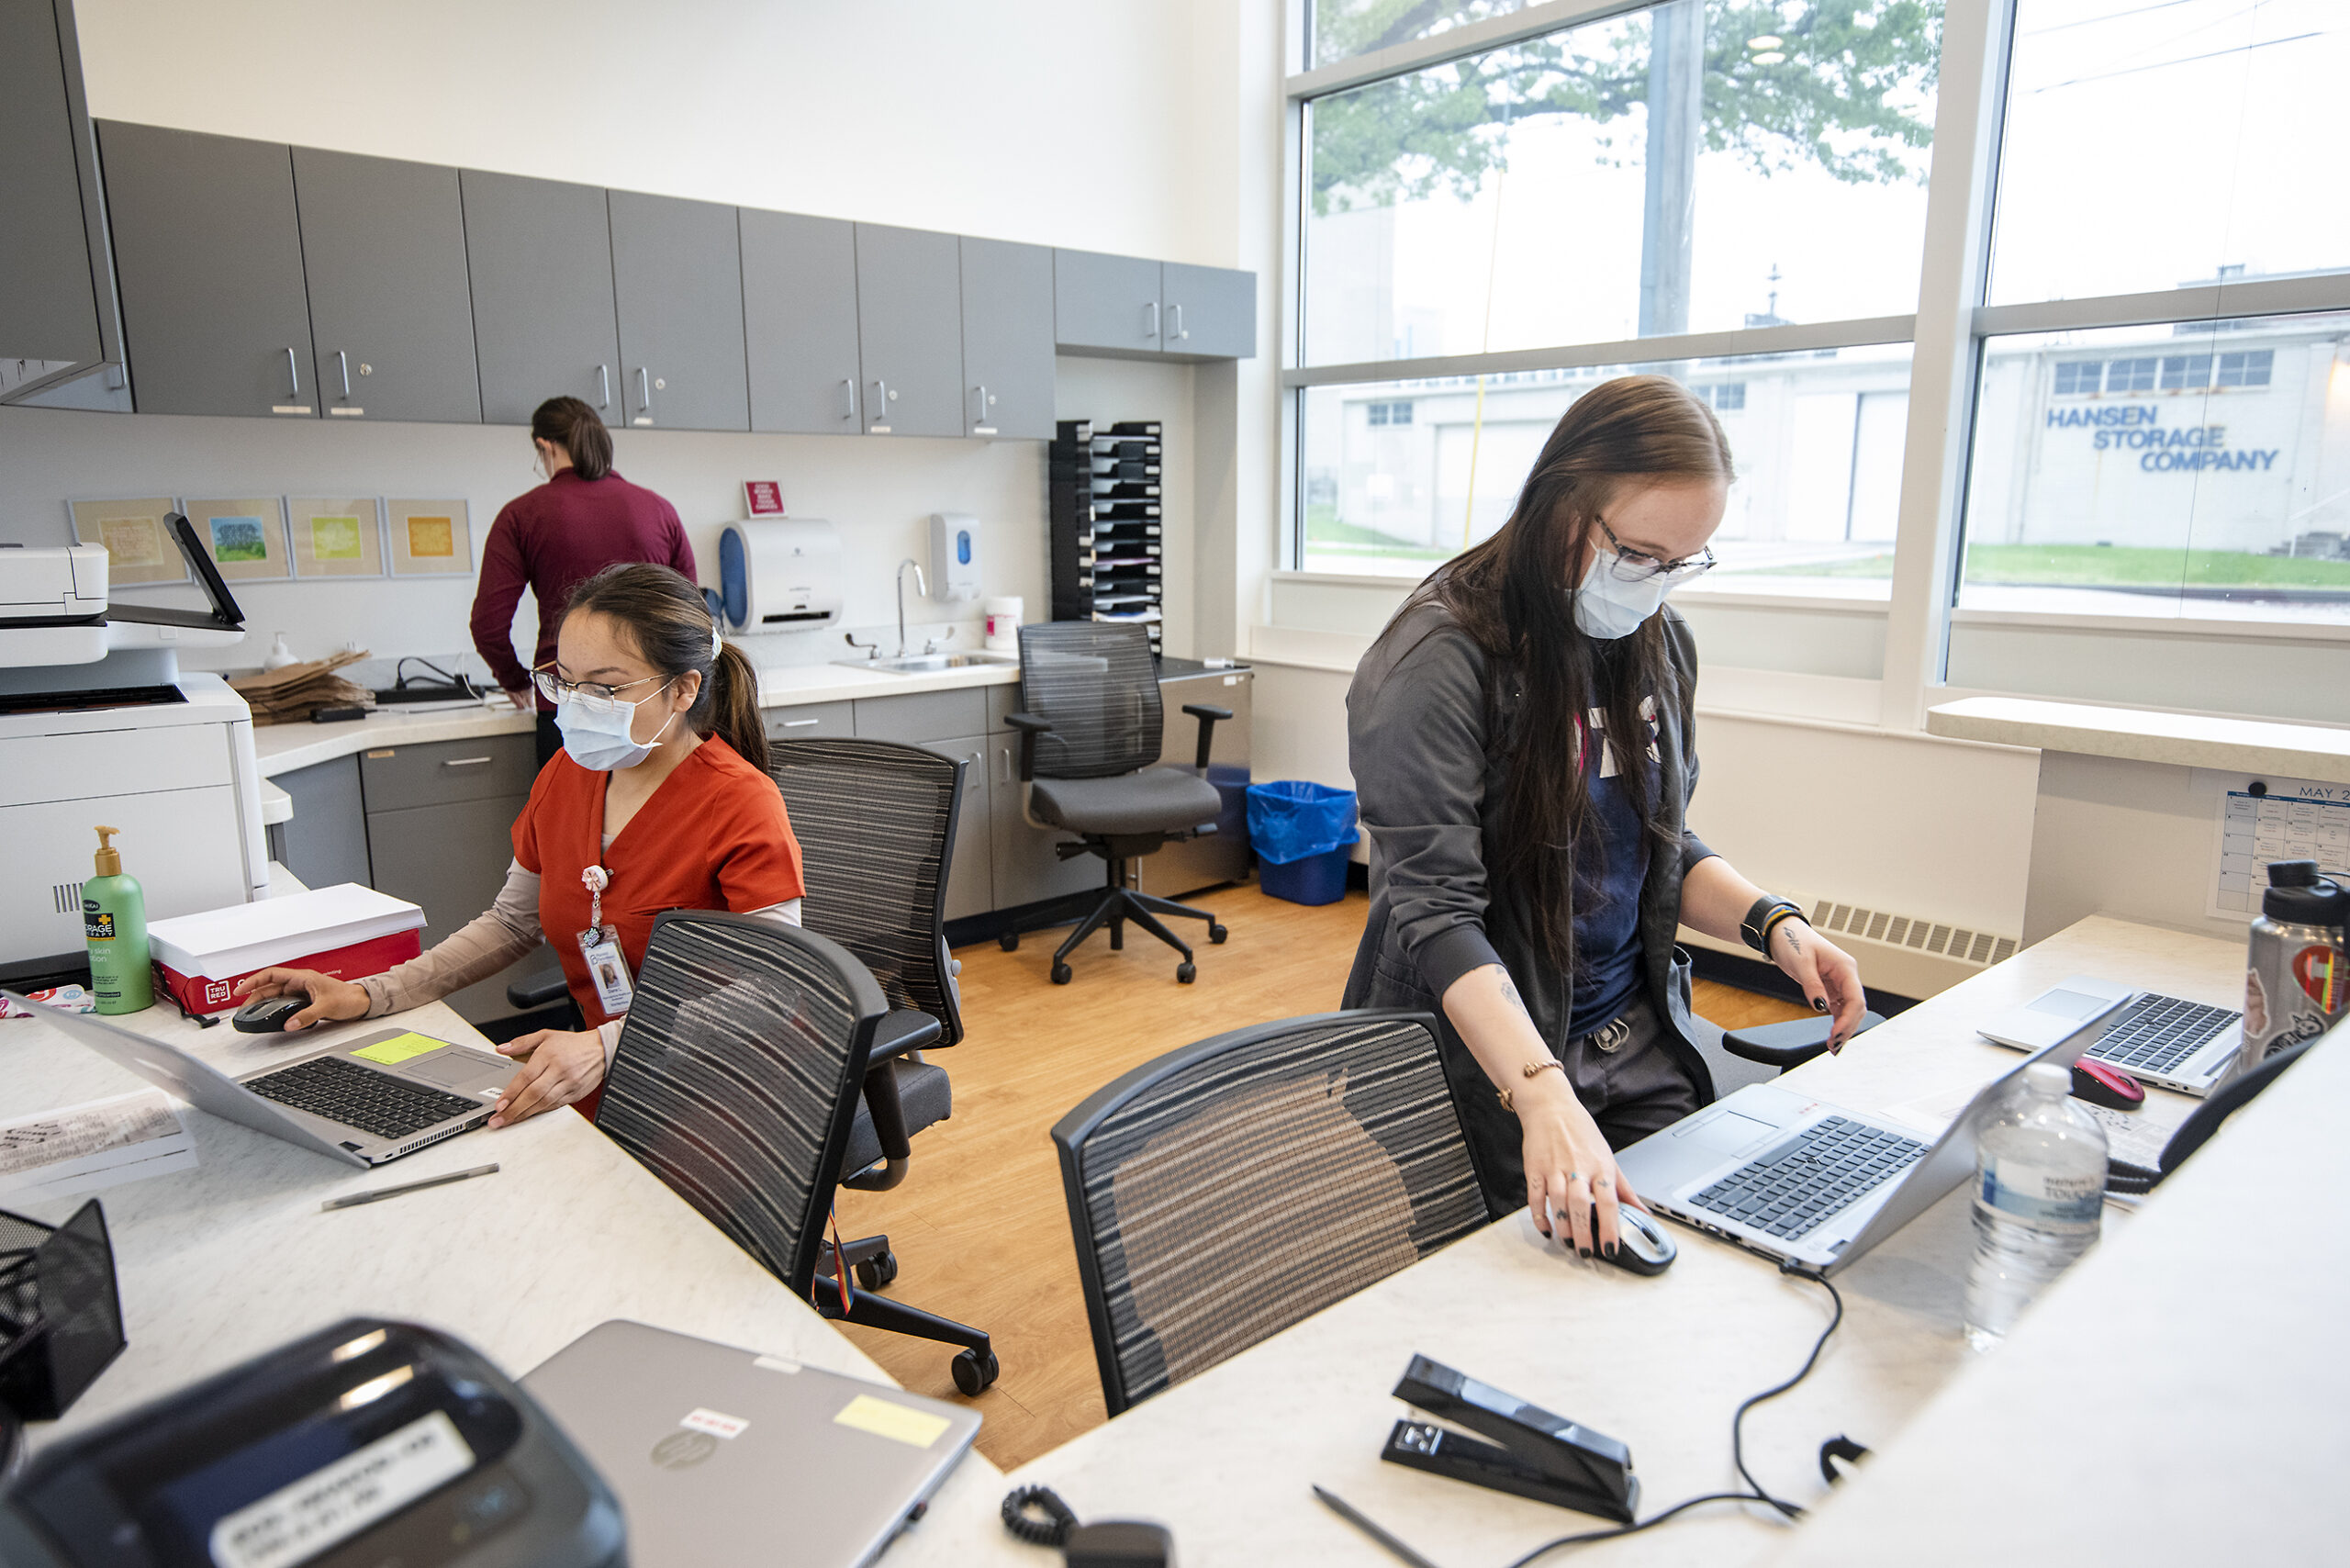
[531,396,613,482]
[562,564,766,772]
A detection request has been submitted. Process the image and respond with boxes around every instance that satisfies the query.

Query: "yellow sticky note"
[352,1032,450,1066]
[833,1394,950,1450]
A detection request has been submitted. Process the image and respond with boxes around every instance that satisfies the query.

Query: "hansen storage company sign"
[2045,404,2282,474]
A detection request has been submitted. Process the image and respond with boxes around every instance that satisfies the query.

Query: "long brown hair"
[1413,375,1733,972]
[532,396,614,482]
[563,564,767,774]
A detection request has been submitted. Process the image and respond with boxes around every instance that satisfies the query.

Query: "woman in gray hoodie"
[1343,375,1865,1263]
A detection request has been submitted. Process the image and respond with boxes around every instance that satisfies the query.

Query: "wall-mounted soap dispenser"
[929,512,981,603]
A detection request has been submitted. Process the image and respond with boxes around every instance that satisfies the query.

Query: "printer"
[0,519,269,986]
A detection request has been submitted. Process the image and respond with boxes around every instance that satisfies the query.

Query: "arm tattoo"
[1497,972,1533,1021]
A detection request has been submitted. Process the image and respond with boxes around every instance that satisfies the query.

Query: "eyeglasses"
[1594,515,1717,587]
[531,666,671,705]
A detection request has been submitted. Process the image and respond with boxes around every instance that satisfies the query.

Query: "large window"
[1292,0,1942,596]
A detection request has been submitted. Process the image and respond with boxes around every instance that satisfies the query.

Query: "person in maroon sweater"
[470,397,697,767]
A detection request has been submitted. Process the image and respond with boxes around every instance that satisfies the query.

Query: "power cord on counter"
[1494,1263,1863,1567]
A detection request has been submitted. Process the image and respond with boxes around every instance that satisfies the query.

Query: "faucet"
[896,558,926,656]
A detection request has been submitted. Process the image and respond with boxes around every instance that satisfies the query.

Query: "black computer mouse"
[2070,1058,2144,1110]
[232,992,308,1033]
[1601,1206,1677,1276]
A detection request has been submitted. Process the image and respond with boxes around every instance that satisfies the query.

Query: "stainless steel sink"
[834,651,1019,675]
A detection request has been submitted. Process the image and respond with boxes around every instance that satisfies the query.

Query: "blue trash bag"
[1246,780,1360,866]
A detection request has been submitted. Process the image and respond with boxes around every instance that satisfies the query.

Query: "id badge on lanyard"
[578,865,634,1017]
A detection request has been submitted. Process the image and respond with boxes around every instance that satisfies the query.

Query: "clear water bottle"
[1962,1061,2108,1351]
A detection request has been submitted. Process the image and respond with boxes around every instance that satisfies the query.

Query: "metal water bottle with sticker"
[2239,859,2348,1074]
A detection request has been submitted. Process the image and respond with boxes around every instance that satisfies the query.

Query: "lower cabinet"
[987,733,1102,911]
[267,756,371,891]
[918,735,993,921]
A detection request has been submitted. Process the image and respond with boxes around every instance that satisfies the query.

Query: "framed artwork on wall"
[67,496,185,587]
[386,498,474,577]
[181,496,291,581]
[286,497,386,578]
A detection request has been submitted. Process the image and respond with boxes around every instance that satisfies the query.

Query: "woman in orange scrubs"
[236,563,804,1126]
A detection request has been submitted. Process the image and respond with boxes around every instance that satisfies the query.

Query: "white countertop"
[249,659,1026,778]
[1927,696,2350,783]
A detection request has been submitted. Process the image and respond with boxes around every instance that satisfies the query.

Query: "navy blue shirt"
[1567,719,1651,1038]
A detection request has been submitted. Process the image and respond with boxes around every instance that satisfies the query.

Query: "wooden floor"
[831,883,1811,1470]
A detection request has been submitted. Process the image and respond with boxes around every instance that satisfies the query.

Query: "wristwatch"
[1740,896,1807,955]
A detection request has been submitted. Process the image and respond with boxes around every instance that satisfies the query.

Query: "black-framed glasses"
[531,666,670,705]
[1594,515,1717,587]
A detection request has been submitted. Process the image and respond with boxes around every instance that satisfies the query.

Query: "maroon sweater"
[469,469,696,703]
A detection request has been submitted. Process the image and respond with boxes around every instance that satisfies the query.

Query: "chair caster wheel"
[1177,962,1196,983]
[1051,962,1072,985]
[1208,924,1228,945]
[853,1250,899,1292]
[999,931,1019,951]
[952,1348,1000,1395]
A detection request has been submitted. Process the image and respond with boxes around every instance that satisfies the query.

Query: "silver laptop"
[1617,1024,2100,1274]
[1975,974,2242,1096]
[7,991,511,1167]
[522,1320,981,1568]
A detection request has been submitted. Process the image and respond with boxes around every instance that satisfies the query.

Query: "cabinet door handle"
[637,366,652,415]
[284,346,301,398]
[1172,303,1188,342]
[441,756,493,767]
[779,717,820,728]
[1146,300,1158,342]
[598,364,611,409]
[841,377,858,421]
[870,379,890,430]
[972,383,994,431]
[336,349,351,398]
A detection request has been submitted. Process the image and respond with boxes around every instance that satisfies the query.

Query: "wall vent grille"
[1807,899,2016,969]
[54,882,84,915]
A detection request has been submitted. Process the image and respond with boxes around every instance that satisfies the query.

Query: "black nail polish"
[1813,998,1830,1013]
[1578,1247,1592,1259]
[1605,1243,1617,1259]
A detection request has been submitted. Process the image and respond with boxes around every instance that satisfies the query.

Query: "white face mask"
[1572,552,1673,640]
[555,680,677,771]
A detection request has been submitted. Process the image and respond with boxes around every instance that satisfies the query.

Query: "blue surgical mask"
[556,680,677,771]
[1572,553,1673,640]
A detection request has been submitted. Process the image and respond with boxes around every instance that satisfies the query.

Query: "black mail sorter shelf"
[1051,419,1165,656]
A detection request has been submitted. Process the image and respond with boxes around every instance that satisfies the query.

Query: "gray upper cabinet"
[741,209,862,435]
[292,148,481,424]
[1055,249,1162,358]
[1161,262,1256,362]
[100,122,316,418]
[958,237,1055,441]
[1,0,107,375]
[609,190,748,432]
[462,169,622,426]
[854,223,963,439]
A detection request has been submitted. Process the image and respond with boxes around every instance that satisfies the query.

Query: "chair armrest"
[844,1060,912,1192]
[1006,711,1052,782]
[1720,1010,1886,1069]
[871,1009,943,1061]
[1181,702,1232,771]
[505,974,571,1011]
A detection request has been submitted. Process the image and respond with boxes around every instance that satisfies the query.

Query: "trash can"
[1247,780,1359,906]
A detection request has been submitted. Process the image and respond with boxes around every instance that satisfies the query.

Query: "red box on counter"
[145,884,426,1014]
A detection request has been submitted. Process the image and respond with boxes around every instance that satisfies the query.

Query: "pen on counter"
[321,1163,499,1212]
[1313,1485,1445,1568]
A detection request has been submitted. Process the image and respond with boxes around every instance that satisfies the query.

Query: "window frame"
[1279,0,2350,731]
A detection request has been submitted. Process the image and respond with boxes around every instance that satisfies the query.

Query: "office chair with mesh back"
[771,737,964,1294]
[1692,1009,1890,1095]
[1051,1010,1492,1416]
[1001,622,1231,985]
[599,910,999,1394]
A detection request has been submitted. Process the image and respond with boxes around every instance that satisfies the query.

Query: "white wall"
[73,0,1244,267]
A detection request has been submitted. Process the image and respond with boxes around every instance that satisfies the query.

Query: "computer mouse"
[232,992,308,1033]
[2070,1058,2144,1110]
[1601,1206,1677,1276]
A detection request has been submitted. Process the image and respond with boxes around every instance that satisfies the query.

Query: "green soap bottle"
[84,824,152,1014]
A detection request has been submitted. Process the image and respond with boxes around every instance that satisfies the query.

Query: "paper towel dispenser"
[718,519,843,632]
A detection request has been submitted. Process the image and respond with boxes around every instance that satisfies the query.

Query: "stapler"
[1380,1355,1637,1523]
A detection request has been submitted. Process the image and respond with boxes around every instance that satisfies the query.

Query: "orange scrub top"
[513,734,805,1116]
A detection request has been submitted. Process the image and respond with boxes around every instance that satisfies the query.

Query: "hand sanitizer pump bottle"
[84,825,152,1014]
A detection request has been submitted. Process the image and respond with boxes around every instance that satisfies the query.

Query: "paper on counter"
[0,1089,198,1199]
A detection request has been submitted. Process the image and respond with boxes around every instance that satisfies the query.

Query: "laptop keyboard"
[2086,992,2240,1077]
[246,1054,484,1141]
[1691,1116,1928,1241]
